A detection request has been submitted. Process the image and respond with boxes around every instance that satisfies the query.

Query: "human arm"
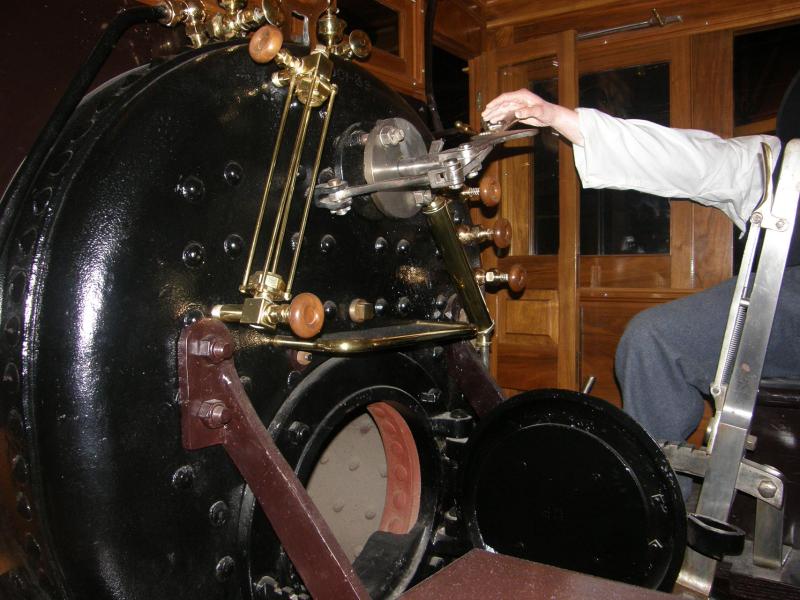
[574,108,782,230]
[481,89,585,146]
[482,90,781,229]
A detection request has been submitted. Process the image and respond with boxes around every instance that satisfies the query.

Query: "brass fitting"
[474,265,527,293]
[457,218,512,249]
[317,8,372,59]
[159,0,187,27]
[348,299,374,323]
[239,270,289,301]
[212,293,324,339]
[158,0,283,48]
[183,0,209,48]
[460,174,501,207]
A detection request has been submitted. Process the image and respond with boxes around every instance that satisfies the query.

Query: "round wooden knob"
[249,25,283,64]
[288,293,324,338]
[490,218,512,249]
[508,264,527,293]
[479,175,501,207]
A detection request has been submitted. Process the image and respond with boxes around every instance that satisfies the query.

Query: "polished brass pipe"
[241,77,297,292]
[262,321,477,353]
[287,83,338,294]
[423,196,494,339]
[264,72,317,276]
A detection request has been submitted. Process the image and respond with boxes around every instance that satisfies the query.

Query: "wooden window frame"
[351,0,425,100]
[576,37,694,289]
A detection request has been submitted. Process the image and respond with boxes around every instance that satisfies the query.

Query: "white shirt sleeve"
[572,107,782,230]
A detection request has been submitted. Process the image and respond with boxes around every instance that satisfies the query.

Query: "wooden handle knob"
[490,218,512,249]
[479,175,501,207]
[288,292,324,338]
[249,25,283,63]
[508,264,527,293]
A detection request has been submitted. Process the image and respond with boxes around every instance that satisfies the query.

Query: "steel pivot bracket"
[661,442,785,568]
[177,318,370,600]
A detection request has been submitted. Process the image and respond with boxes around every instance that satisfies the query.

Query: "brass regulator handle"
[508,263,527,293]
[490,218,512,249]
[288,292,324,338]
[249,24,284,63]
[479,174,501,207]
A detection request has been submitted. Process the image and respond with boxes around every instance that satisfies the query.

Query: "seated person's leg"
[616,265,800,444]
[615,278,737,443]
[762,265,800,380]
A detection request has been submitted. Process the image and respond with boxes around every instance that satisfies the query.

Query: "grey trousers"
[615,265,800,444]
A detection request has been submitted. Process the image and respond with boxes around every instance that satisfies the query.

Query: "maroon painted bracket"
[177,318,370,600]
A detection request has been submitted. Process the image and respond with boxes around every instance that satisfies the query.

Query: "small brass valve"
[158,0,282,48]
[212,293,325,339]
[457,218,512,249]
[460,174,501,207]
[249,25,333,106]
[474,265,527,293]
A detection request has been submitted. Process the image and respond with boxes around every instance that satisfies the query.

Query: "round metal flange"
[363,117,427,219]
[459,388,686,591]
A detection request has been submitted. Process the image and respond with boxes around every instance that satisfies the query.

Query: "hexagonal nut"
[348,299,374,323]
[198,400,232,429]
[379,126,405,147]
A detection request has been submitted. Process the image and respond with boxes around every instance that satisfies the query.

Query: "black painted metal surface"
[0,20,690,600]
[459,389,687,592]
[0,40,482,599]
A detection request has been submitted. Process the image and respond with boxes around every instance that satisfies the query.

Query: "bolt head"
[758,479,778,499]
[198,400,232,428]
[287,421,310,444]
[209,500,230,527]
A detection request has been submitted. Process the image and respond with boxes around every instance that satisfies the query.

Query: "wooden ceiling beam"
[485,0,634,29]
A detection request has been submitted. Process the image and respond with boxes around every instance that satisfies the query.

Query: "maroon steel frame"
[178,318,370,600]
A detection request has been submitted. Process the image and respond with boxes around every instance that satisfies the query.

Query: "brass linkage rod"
[287,84,338,294]
[263,65,320,277]
[241,77,297,292]
[423,196,494,336]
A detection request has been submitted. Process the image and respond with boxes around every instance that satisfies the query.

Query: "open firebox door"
[0,1,685,599]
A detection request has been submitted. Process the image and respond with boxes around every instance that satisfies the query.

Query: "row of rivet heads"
[1,70,153,594]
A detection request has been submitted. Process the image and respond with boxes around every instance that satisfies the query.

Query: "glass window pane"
[734,23,800,126]
[337,0,400,56]
[732,23,800,270]
[579,62,671,255]
[528,59,560,255]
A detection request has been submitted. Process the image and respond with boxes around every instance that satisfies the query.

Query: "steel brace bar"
[675,139,800,596]
[178,318,370,600]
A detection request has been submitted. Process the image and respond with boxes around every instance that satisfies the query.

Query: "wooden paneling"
[501,289,558,342]
[354,0,426,99]
[690,30,735,289]
[498,255,558,289]
[490,0,800,48]
[579,288,691,405]
[667,37,694,288]
[579,255,670,288]
[579,288,711,441]
[477,31,579,391]
[434,0,484,59]
[496,342,559,390]
[556,30,580,389]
